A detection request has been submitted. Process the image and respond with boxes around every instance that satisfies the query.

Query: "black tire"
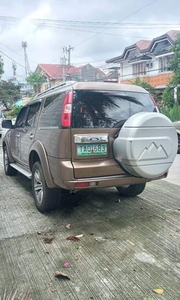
[116,183,146,197]
[32,161,60,213]
[3,146,18,176]
[177,134,180,154]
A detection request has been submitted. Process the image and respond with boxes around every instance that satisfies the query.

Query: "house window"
[159,55,173,72]
[132,62,146,76]
[45,83,51,90]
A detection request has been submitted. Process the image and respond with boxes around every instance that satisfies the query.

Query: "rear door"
[71,89,155,179]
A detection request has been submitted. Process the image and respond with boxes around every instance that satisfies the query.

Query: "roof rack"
[34,81,77,99]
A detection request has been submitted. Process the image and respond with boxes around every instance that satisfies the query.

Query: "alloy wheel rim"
[4,150,8,172]
[34,169,43,205]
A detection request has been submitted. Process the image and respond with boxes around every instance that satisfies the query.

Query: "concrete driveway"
[0,147,180,300]
[163,154,180,186]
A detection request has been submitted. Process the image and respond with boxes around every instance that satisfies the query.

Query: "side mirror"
[2,119,13,129]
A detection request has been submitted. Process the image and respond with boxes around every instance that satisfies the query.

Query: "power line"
[73,0,158,48]
[51,0,159,63]
[52,0,159,63]
[1,15,179,28]
[0,50,25,69]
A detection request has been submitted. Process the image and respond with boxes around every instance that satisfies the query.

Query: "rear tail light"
[75,182,90,188]
[61,91,73,127]
[75,182,97,188]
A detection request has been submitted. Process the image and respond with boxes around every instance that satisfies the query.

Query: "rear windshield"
[72,90,155,128]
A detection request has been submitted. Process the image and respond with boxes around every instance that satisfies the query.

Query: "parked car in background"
[0,109,5,138]
[173,121,180,153]
[2,81,178,213]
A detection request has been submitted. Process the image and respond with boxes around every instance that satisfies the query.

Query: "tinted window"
[39,92,65,128]
[72,90,154,128]
[26,102,41,127]
[15,107,29,127]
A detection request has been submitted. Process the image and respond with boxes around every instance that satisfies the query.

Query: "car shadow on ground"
[13,171,141,216]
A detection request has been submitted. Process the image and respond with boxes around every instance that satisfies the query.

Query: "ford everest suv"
[2,81,178,213]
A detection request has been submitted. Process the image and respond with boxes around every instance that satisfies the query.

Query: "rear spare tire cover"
[113,112,178,179]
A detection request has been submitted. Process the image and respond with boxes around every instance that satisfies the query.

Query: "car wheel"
[32,161,60,213]
[3,146,18,176]
[116,183,146,197]
[177,133,180,154]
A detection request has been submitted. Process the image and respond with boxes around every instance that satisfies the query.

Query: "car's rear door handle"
[30,133,34,139]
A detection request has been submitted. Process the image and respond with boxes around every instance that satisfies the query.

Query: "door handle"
[30,133,34,139]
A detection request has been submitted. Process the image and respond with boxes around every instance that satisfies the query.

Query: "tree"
[132,77,158,100]
[169,33,180,87]
[162,33,180,108]
[0,80,21,109]
[26,72,46,94]
[0,55,4,78]
[162,86,174,108]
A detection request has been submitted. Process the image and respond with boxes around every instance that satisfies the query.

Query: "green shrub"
[6,106,22,118]
[161,104,180,121]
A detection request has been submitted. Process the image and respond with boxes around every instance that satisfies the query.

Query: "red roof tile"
[136,40,151,51]
[38,64,82,79]
[106,30,180,63]
[166,30,180,41]
[37,63,106,79]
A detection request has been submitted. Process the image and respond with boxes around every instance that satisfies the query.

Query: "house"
[106,30,180,94]
[35,63,107,92]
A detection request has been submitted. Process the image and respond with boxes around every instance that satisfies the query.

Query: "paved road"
[0,146,180,300]
[163,154,180,186]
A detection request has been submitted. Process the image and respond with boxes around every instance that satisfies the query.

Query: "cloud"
[0,0,180,80]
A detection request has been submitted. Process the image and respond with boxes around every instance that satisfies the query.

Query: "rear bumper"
[63,174,152,190]
[48,156,167,190]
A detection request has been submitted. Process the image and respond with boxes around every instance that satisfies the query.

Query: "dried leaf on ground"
[75,234,84,238]
[66,236,80,242]
[43,236,54,244]
[170,233,180,237]
[63,262,70,268]
[55,271,70,280]
[77,245,82,250]
[153,288,164,295]
[66,223,71,229]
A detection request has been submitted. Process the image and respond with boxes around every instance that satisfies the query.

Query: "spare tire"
[113,112,178,179]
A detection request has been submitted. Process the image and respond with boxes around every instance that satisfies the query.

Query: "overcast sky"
[0,0,180,81]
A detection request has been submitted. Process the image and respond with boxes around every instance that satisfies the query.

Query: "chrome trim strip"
[74,134,108,143]
[75,174,130,181]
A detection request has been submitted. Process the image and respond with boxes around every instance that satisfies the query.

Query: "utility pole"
[12,62,17,80]
[22,41,31,79]
[63,45,74,79]
[174,86,178,104]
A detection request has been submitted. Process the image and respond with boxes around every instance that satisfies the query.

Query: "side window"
[26,102,41,127]
[15,107,29,128]
[39,92,65,128]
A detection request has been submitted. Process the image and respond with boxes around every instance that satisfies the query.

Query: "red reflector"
[150,95,159,112]
[75,182,90,188]
[150,94,157,105]
[61,91,73,127]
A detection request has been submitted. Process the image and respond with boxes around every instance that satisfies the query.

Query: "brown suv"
[2,81,178,213]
